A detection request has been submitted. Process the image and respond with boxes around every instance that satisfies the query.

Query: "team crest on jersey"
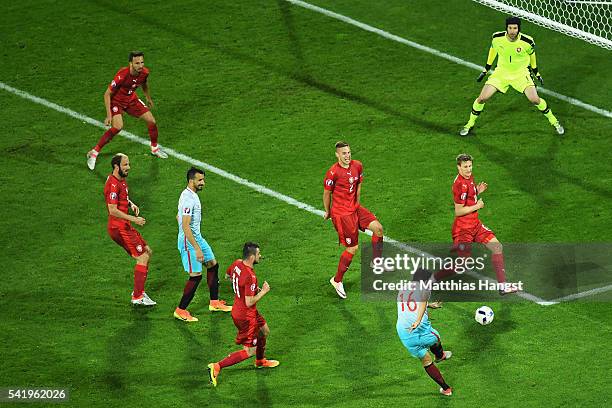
[136,245,143,253]
[325,179,334,186]
[112,106,118,113]
[516,47,522,53]
[346,238,352,245]
[110,192,117,200]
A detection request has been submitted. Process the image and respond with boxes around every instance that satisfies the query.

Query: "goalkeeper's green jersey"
[488,32,535,74]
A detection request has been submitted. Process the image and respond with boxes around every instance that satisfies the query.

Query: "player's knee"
[260,325,270,338]
[347,245,359,255]
[245,346,256,357]
[421,353,433,367]
[136,252,149,264]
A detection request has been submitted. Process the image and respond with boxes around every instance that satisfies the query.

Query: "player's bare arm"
[356,183,362,205]
[245,281,270,307]
[141,82,154,108]
[181,214,204,262]
[408,302,428,332]
[454,200,484,217]
[127,199,140,216]
[103,88,113,126]
[107,203,145,225]
[323,189,332,220]
[477,182,488,194]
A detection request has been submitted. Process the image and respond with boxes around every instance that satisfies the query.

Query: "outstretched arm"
[477,47,498,82]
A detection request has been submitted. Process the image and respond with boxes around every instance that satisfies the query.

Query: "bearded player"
[323,141,386,299]
[87,51,167,170]
[207,242,279,387]
[103,153,156,305]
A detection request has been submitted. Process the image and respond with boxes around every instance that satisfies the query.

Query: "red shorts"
[233,312,266,347]
[111,98,150,118]
[108,225,148,257]
[452,220,496,255]
[331,206,378,247]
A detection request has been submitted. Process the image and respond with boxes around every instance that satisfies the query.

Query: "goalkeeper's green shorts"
[486,69,534,93]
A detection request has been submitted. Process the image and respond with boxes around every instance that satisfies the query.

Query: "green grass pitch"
[1,0,611,406]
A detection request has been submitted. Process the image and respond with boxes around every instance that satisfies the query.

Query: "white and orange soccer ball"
[475,306,494,325]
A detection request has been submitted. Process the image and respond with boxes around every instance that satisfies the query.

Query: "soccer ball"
[475,306,494,325]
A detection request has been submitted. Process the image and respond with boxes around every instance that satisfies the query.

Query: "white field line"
[284,0,612,119]
[548,283,612,303]
[1,82,606,305]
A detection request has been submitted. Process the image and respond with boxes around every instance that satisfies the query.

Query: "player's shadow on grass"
[92,0,454,136]
[102,308,152,395]
[174,321,209,394]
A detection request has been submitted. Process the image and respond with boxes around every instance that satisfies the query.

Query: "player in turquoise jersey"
[460,16,564,136]
[396,271,453,396]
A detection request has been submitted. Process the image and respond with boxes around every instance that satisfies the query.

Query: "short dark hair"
[129,51,144,62]
[456,153,473,165]
[242,242,260,260]
[186,167,205,182]
[506,16,521,30]
[335,141,349,149]
[111,153,126,170]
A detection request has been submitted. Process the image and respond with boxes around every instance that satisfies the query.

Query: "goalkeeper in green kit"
[459,16,564,136]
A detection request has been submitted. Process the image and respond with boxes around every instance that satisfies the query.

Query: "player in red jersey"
[87,51,167,170]
[104,153,156,305]
[444,153,517,295]
[323,141,387,299]
[207,242,279,387]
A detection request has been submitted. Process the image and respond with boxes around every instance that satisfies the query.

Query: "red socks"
[372,235,383,260]
[256,335,267,360]
[219,350,250,369]
[334,250,354,283]
[95,127,120,152]
[491,253,507,283]
[147,124,158,148]
[133,264,148,298]
[424,363,450,390]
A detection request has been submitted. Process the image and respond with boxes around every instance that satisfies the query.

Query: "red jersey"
[324,160,364,216]
[452,174,480,227]
[104,174,131,229]
[227,259,259,319]
[108,66,149,106]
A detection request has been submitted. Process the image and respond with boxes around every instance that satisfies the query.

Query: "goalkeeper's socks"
[536,98,558,124]
[468,99,485,127]
[424,363,450,390]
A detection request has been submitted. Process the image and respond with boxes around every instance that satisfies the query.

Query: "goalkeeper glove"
[476,64,492,82]
[530,67,544,85]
